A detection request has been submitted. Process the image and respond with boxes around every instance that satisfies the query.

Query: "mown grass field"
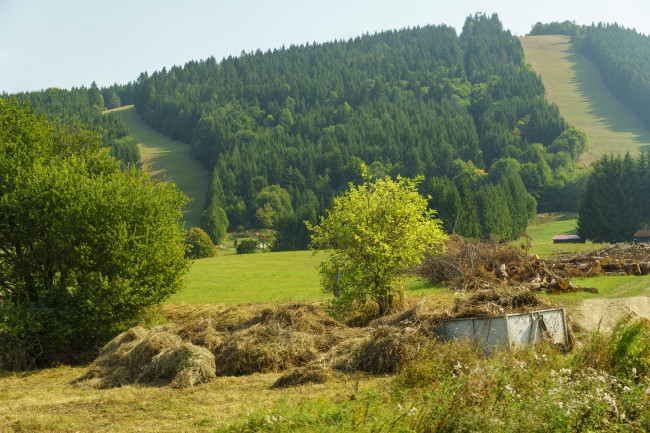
[173,213,641,306]
[108,105,209,228]
[520,35,650,163]
[171,250,446,305]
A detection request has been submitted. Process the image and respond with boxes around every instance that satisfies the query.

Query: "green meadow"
[172,213,642,306]
[169,251,325,304]
[171,250,446,305]
[520,213,607,258]
[108,105,209,228]
[520,35,650,163]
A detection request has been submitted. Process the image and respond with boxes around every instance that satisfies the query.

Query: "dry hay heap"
[76,303,350,389]
[78,290,567,389]
[74,325,216,389]
[273,288,559,388]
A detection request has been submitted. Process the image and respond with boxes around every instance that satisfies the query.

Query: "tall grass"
[220,315,650,432]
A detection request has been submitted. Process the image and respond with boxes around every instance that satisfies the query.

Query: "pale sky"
[1,0,649,94]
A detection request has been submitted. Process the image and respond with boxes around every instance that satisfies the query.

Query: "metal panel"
[474,317,509,353]
[442,318,474,341]
[507,313,535,349]
[539,309,568,345]
[434,308,568,352]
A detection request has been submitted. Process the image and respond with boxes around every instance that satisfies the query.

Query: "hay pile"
[271,366,338,388]
[77,293,565,389]
[75,325,216,389]
[76,303,352,389]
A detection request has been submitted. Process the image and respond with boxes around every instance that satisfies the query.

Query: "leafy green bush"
[0,99,189,369]
[236,239,257,254]
[185,227,216,259]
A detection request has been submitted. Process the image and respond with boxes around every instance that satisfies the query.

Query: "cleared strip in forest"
[108,105,208,228]
[520,35,650,164]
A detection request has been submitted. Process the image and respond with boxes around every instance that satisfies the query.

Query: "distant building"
[633,230,650,244]
[552,234,584,244]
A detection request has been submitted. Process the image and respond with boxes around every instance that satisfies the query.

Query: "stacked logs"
[597,257,650,276]
[561,256,650,277]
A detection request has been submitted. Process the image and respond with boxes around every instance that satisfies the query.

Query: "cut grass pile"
[107,105,209,228]
[77,289,554,390]
[520,35,650,163]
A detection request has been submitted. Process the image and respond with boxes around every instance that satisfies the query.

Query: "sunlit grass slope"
[520,35,650,163]
[108,105,208,228]
[170,251,325,304]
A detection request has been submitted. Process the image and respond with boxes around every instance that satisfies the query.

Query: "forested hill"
[132,13,584,247]
[520,35,650,161]
[6,83,140,168]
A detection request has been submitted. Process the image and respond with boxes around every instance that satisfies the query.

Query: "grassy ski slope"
[520,35,650,164]
[108,105,208,228]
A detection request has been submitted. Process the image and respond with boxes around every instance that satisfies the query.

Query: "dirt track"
[572,296,650,330]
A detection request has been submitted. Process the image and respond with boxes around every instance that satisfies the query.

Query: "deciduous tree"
[308,172,446,316]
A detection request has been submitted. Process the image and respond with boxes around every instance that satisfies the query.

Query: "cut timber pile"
[419,237,650,296]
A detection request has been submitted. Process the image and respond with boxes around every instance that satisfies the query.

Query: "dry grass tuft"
[353,326,427,374]
[214,323,319,375]
[271,365,338,388]
[452,287,556,317]
[141,342,216,388]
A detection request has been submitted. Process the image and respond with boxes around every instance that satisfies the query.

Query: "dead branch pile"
[418,236,650,295]
[555,243,650,277]
[451,287,556,317]
[418,235,566,290]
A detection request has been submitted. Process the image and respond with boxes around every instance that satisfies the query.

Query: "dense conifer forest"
[5,13,594,248]
[130,13,585,247]
[577,151,650,243]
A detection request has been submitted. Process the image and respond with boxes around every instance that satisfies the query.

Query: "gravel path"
[573,296,650,330]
